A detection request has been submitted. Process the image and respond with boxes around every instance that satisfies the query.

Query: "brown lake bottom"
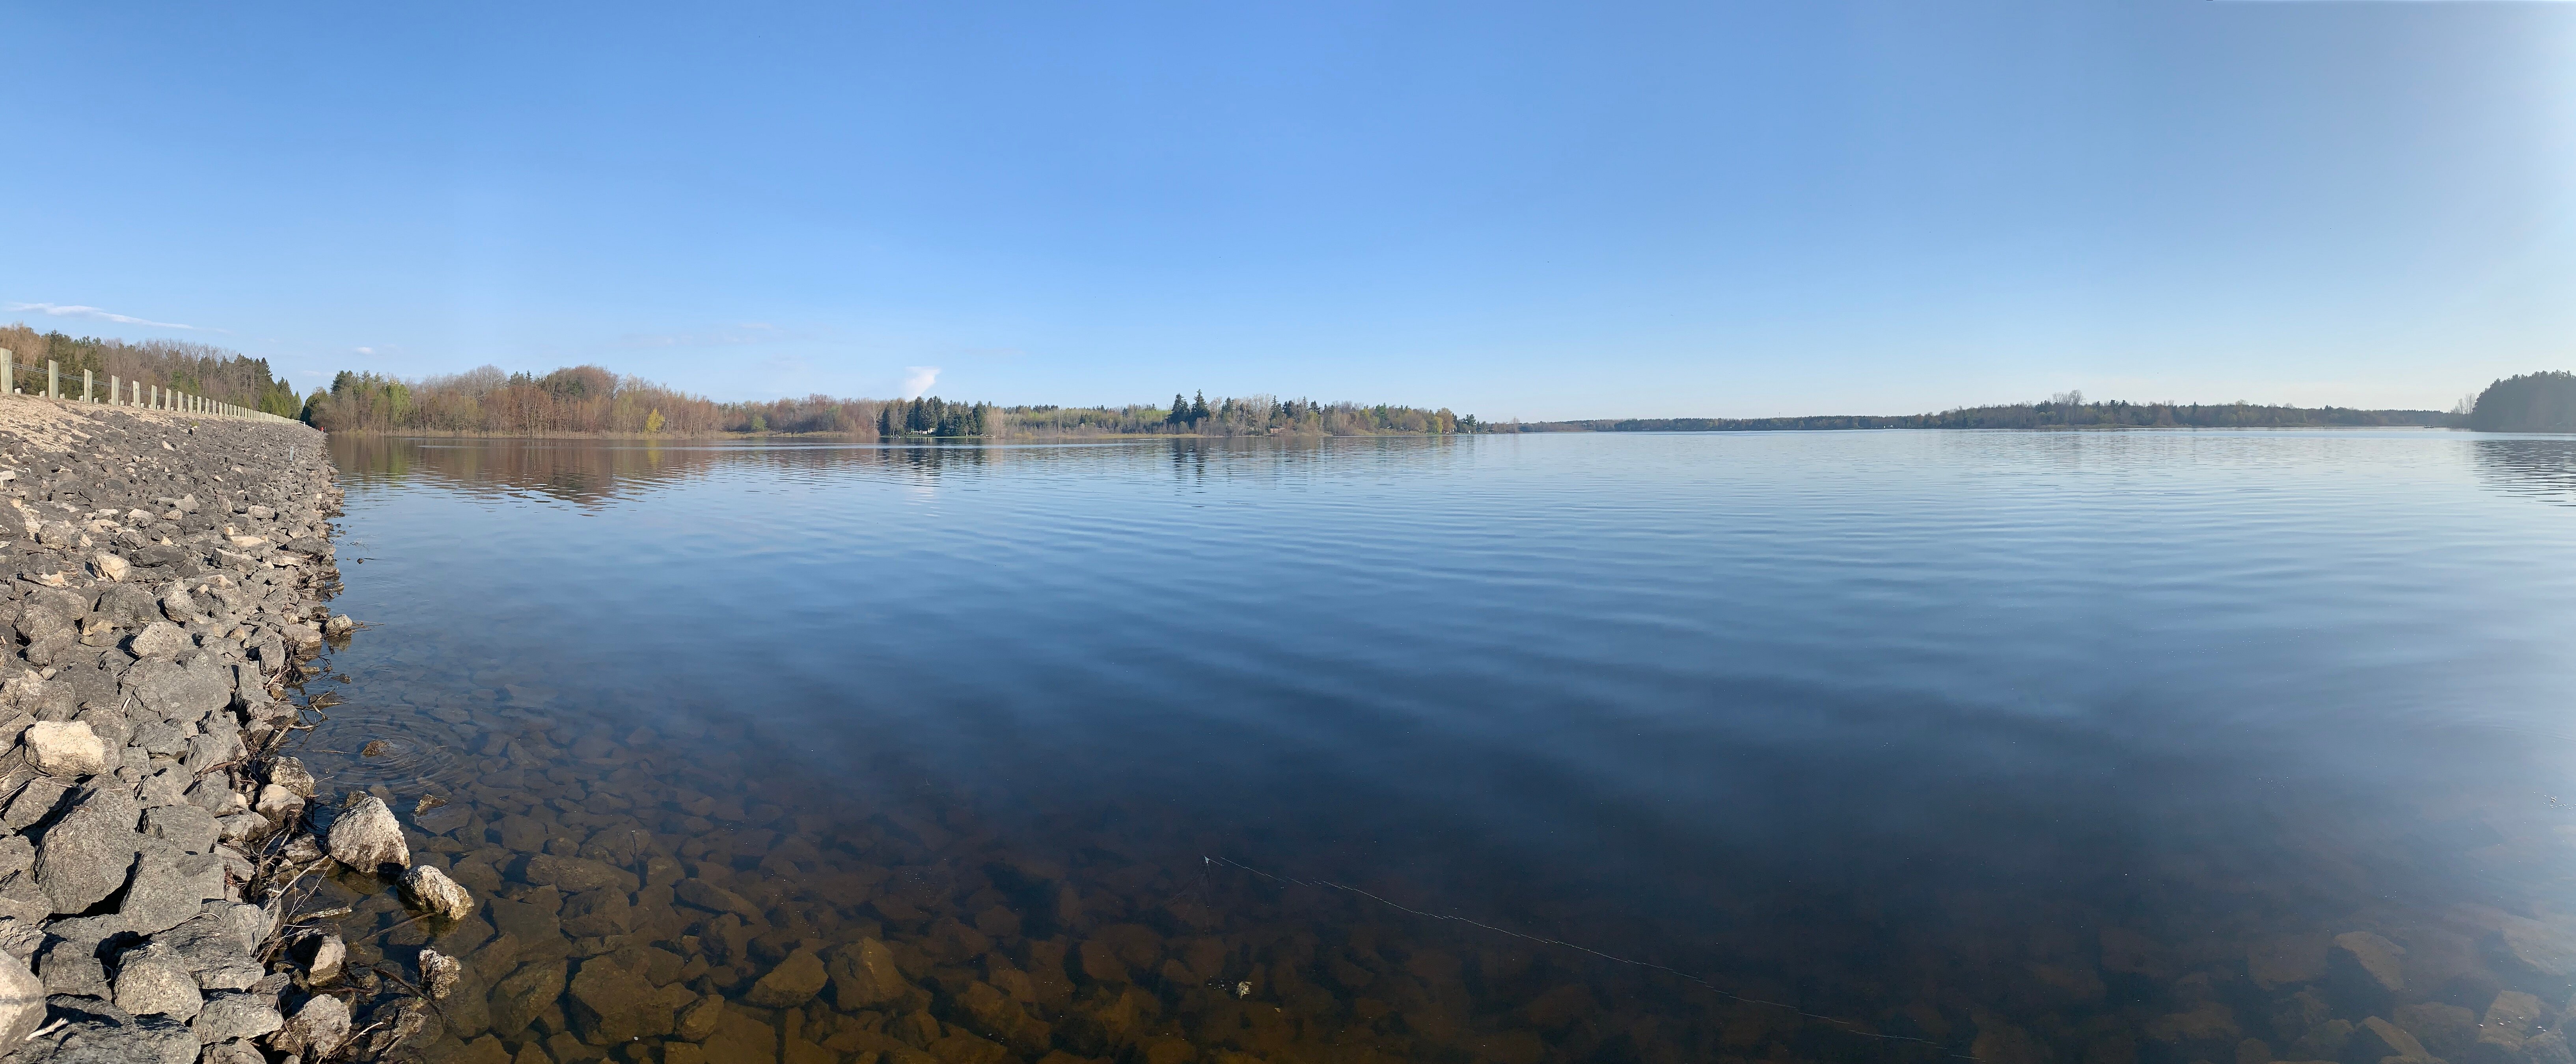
[302,432,2576,1064]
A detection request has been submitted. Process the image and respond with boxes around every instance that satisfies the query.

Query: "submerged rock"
[399,863,475,920]
[2332,931,2406,989]
[745,947,829,1007]
[419,947,461,999]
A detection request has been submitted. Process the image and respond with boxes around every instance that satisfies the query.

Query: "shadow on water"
[299,431,2576,1064]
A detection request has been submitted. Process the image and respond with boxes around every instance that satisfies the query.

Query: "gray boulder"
[33,785,142,914]
[120,840,227,936]
[191,992,283,1042]
[0,873,48,924]
[263,755,315,798]
[155,902,265,990]
[39,945,109,998]
[126,720,187,758]
[1,776,68,830]
[155,588,201,624]
[125,622,189,662]
[181,776,239,815]
[18,999,199,1064]
[68,707,129,756]
[267,992,350,1058]
[142,803,217,853]
[113,941,202,1020]
[126,658,231,722]
[0,948,43,1047]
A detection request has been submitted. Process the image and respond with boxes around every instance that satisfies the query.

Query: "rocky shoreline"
[0,398,444,1062]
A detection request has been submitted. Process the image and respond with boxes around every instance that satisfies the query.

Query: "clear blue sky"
[4,2,2570,419]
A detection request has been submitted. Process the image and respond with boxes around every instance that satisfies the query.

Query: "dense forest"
[293,361,1478,438]
[1522,393,2450,432]
[1004,391,1480,437]
[0,325,304,415]
[2465,372,2576,433]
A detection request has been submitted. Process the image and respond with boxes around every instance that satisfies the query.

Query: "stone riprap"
[0,398,441,1062]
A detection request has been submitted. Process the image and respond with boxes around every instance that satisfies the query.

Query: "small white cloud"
[352,346,375,355]
[2,302,211,331]
[902,366,941,399]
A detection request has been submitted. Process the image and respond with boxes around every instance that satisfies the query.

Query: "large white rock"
[324,794,409,873]
[24,720,108,778]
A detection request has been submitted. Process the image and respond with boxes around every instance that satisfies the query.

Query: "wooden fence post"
[82,371,91,403]
[47,361,58,400]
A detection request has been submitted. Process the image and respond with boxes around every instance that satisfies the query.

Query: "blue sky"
[4,2,2570,419]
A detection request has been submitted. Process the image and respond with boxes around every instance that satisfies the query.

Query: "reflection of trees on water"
[327,436,1009,506]
[2472,438,2576,508]
[330,434,1480,504]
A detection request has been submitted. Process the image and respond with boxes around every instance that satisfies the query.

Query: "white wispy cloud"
[2,302,213,332]
[902,366,941,399]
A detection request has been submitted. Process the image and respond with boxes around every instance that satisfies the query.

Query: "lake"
[304,429,2576,1064]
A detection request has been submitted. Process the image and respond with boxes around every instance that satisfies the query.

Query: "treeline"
[2465,372,2576,433]
[311,365,747,435]
[1521,394,2449,433]
[0,325,304,415]
[1005,392,1482,437]
[297,362,1479,438]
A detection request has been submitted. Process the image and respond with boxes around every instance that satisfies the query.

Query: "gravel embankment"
[0,398,449,1063]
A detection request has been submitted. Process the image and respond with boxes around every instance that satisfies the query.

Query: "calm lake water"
[305,430,2576,1064]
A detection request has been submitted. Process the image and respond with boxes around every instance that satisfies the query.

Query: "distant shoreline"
[1513,402,2451,433]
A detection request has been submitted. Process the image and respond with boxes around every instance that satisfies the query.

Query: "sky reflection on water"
[313,430,2576,1064]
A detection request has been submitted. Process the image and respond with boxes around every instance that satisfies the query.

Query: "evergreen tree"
[878,405,897,437]
[2469,372,2576,432]
[1189,391,1210,424]
[1168,394,1187,426]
